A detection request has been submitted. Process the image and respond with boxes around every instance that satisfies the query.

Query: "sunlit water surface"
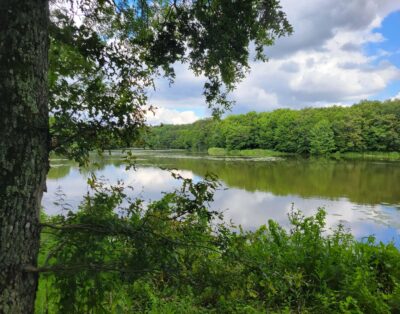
[43,150,400,245]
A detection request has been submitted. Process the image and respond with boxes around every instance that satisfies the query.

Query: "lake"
[43,150,400,245]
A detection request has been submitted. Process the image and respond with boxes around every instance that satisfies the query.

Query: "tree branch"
[24,263,157,274]
[40,222,144,237]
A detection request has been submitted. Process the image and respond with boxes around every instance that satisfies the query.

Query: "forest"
[143,100,400,155]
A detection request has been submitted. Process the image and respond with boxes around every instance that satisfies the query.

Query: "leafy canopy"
[49,0,292,163]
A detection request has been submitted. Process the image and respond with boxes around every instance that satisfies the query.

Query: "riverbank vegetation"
[207,149,400,160]
[143,100,400,156]
[208,147,290,158]
[337,151,400,160]
[35,176,400,313]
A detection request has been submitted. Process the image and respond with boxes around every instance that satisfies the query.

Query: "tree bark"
[0,0,49,313]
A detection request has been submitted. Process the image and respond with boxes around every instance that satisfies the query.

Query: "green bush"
[36,176,400,313]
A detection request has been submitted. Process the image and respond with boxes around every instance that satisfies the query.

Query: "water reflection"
[43,151,400,244]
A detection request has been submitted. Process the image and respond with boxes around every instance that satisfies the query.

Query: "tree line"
[143,100,400,155]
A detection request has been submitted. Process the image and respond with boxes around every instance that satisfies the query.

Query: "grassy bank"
[208,147,290,157]
[208,147,400,161]
[336,151,400,161]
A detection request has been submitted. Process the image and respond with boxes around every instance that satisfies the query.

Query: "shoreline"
[207,147,400,160]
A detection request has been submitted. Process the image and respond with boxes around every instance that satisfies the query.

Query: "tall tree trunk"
[0,0,49,312]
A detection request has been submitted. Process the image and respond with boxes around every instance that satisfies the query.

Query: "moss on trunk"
[0,0,49,312]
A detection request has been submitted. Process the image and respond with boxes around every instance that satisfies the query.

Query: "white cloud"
[391,92,400,100]
[146,107,200,125]
[266,0,398,58]
[147,0,400,116]
[231,84,279,113]
[230,0,400,111]
[148,62,206,110]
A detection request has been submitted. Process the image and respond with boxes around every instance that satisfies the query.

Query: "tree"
[144,100,400,154]
[273,109,301,153]
[332,114,365,152]
[0,0,292,311]
[309,120,336,155]
[224,122,253,150]
[0,1,49,312]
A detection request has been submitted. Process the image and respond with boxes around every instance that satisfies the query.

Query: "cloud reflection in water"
[43,157,400,245]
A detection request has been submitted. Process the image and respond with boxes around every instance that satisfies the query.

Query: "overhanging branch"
[24,263,157,274]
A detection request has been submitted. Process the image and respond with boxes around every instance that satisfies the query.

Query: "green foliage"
[207,147,227,156]
[208,147,288,157]
[37,177,400,313]
[225,123,253,150]
[338,151,400,160]
[309,120,336,155]
[48,0,292,164]
[143,100,400,156]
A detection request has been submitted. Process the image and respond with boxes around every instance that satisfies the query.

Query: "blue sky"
[147,0,400,125]
[365,10,400,100]
[366,10,400,67]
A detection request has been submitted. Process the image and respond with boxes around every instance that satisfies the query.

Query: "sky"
[146,0,400,125]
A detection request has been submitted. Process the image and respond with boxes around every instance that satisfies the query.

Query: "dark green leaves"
[37,179,400,312]
[49,0,292,163]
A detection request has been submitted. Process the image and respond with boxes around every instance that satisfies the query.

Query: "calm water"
[43,150,400,244]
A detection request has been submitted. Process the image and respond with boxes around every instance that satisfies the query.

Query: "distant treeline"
[143,100,400,154]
